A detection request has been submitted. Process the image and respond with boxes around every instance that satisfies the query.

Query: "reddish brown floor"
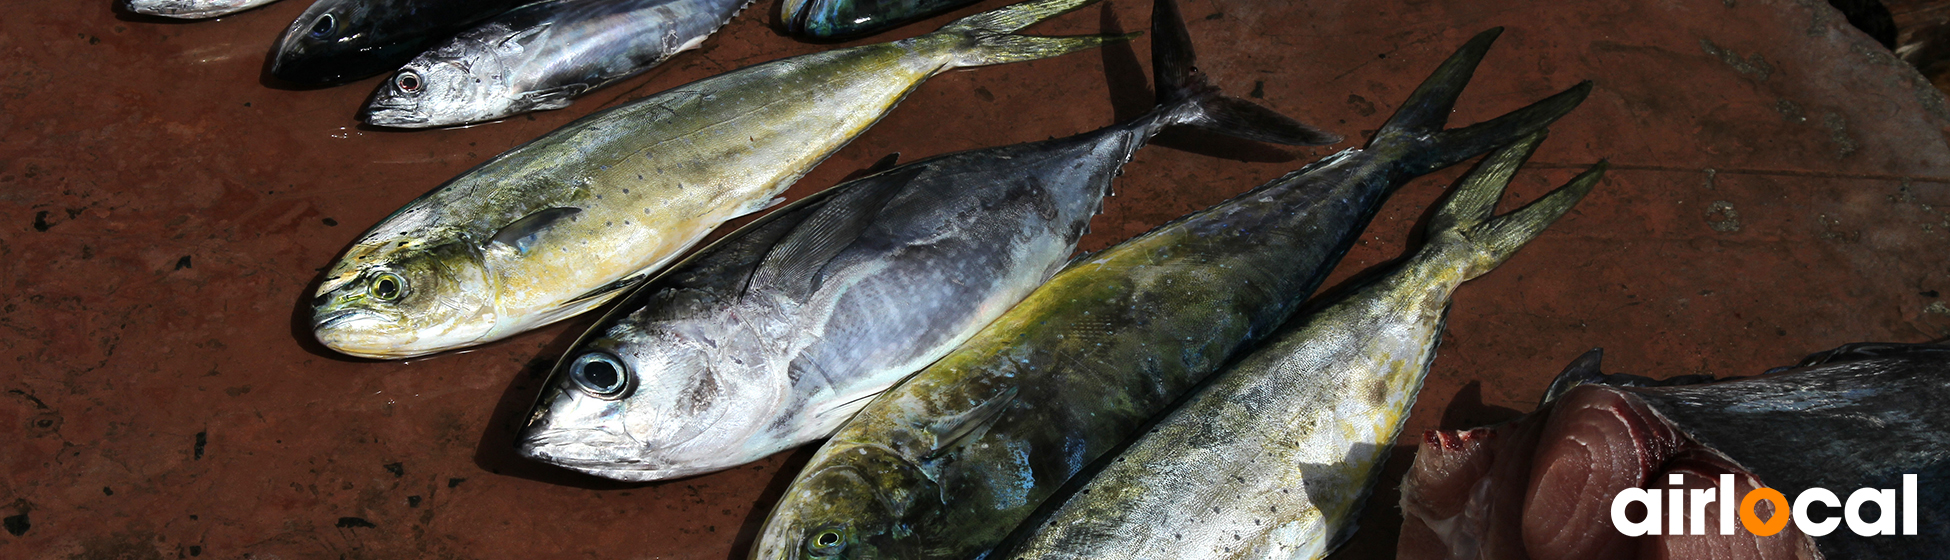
[4,0,1948,558]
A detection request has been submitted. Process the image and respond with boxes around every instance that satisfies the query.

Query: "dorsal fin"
[924,386,1019,460]
[489,207,580,254]
[1540,348,1605,406]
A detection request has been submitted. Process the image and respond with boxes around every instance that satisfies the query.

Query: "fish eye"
[369,272,405,302]
[395,71,422,94]
[308,13,335,38]
[570,352,629,397]
[804,524,848,556]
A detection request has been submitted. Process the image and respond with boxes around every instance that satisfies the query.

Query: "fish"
[748,26,1593,560]
[781,0,980,40]
[513,0,1338,482]
[360,0,749,128]
[988,133,1604,560]
[270,0,528,86]
[1398,344,1950,560]
[121,0,283,18]
[310,0,1130,359]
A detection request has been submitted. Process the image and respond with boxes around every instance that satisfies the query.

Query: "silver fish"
[362,0,749,128]
[991,133,1603,560]
[310,0,1127,359]
[122,0,283,18]
[514,0,1337,482]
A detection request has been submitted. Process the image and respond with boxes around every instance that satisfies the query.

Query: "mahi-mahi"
[991,132,1603,560]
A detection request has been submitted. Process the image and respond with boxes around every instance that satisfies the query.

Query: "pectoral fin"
[496,23,552,55]
[521,83,589,111]
[924,386,1019,460]
[489,207,581,254]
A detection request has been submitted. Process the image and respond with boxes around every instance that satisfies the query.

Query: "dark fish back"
[1626,350,1950,557]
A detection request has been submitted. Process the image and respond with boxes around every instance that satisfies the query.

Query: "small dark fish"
[270,0,527,86]
[362,0,750,127]
[750,23,1592,560]
[1399,344,1950,560]
[515,0,1335,482]
[781,0,979,39]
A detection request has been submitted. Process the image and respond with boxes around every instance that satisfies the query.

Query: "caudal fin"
[937,0,1137,68]
[1372,29,1593,175]
[1148,0,1339,145]
[1423,130,1605,281]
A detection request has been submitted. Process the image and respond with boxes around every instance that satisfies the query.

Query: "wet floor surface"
[4,0,1948,558]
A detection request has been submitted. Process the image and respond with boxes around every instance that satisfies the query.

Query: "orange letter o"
[1740,488,1790,536]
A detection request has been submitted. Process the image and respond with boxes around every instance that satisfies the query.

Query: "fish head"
[269,0,399,85]
[750,447,938,560]
[360,33,515,128]
[311,237,497,358]
[517,321,778,480]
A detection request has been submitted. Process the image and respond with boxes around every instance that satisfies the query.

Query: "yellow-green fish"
[990,132,1603,560]
[310,0,1128,358]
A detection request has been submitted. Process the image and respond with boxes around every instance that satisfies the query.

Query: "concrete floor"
[4,0,1948,558]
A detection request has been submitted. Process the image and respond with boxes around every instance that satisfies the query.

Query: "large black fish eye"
[570,352,629,397]
[308,13,335,38]
[369,272,404,302]
[804,524,847,556]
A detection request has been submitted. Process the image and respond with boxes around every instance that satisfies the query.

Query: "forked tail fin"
[1423,130,1606,281]
[1371,28,1593,176]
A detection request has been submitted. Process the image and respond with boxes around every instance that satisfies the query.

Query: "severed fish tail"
[1422,130,1606,281]
[1147,0,1339,145]
[937,0,1137,68]
[1373,28,1593,176]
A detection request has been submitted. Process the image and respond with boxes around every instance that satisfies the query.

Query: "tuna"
[1399,344,1950,560]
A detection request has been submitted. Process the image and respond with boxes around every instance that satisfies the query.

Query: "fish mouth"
[312,308,365,331]
[309,308,408,358]
[516,428,681,481]
[358,104,429,127]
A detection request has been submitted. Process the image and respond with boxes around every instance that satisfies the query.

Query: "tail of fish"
[934,0,1137,68]
[1141,0,1340,145]
[1373,28,1594,176]
[1421,129,1607,280]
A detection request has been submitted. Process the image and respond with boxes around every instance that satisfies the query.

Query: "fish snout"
[310,308,405,358]
[359,104,429,127]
